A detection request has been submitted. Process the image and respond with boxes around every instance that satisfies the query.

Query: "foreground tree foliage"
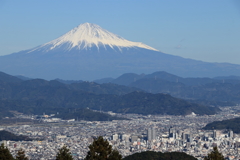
[85,136,122,160]
[204,146,224,160]
[16,148,28,160]
[56,145,74,160]
[123,151,197,160]
[0,143,15,160]
[204,147,225,160]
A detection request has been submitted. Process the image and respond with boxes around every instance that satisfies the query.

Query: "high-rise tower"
[147,128,156,141]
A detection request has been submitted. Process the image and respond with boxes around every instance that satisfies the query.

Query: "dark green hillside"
[0,71,220,117]
[129,78,240,103]
[0,130,32,141]
[109,71,240,103]
[129,78,185,94]
[193,83,240,103]
[0,81,219,116]
[0,100,20,118]
[114,92,219,115]
[123,151,197,160]
[0,91,218,117]
[69,81,142,95]
[0,100,126,121]
[188,99,236,107]
[54,108,127,121]
[0,71,22,83]
[203,117,240,133]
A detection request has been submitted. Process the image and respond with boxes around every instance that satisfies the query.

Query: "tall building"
[147,127,156,141]
[112,133,118,141]
[187,134,192,143]
[229,130,234,138]
[213,130,217,138]
[152,128,156,140]
[120,134,130,142]
[147,128,152,141]
[182,132,186,141]
[175,132,178,139]
[169,127,176,139]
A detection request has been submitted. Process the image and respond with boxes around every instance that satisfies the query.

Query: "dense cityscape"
[0,106,239,160]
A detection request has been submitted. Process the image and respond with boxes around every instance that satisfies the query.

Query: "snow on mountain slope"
[1,22,240,80]
[28,23,158,53]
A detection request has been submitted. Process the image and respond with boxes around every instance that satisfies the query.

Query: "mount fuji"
[1,22,240,80]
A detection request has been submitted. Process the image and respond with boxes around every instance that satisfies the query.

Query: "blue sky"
[0,0,240,64]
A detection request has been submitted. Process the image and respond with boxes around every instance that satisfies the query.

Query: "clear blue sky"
[0,0,240,64]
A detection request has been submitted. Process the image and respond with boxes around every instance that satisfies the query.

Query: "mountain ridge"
[105,71,240,104]
[0,71,219,117]
[1,22,240,80]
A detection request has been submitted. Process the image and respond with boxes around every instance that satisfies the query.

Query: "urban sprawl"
[1,106,240,160]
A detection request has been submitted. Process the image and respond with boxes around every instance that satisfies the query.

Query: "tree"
[85,136,122,160]
[16,148,28,160]
[0,143,15,160]
[56,145,74,160]
[204,146,224,160]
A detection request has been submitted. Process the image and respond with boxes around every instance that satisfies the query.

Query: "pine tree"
[85,136,122,160]
[108,149,122,160]
[0,143,15,160]
[204,146,224,160]
[16,148,28,160]
[56,145,74,160]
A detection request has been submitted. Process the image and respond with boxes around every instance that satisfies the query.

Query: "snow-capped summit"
[1,22,240,81]
[29,22,157,53]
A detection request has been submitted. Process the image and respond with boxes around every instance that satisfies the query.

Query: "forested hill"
[0,130,32,141]
[101,71,240,104]
[68,81,142,95]
[123,151,197,160]
[203,117,240,133]
[54,108,127,121]
[0,72,220,119]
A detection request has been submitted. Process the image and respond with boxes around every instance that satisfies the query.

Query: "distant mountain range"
[96,71,240,104]
[0,23,240,80]
[0,71,219,119]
